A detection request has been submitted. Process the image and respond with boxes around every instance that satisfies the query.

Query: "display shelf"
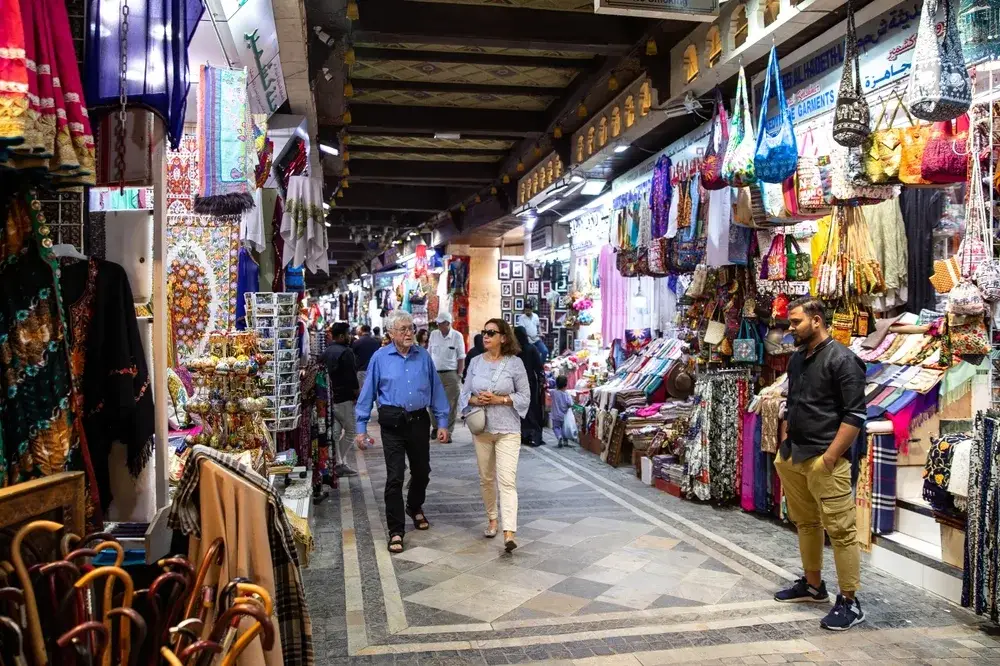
[247,292,301,432]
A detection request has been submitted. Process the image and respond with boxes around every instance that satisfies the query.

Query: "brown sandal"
[388,535,404,553]
[408,510,430,531]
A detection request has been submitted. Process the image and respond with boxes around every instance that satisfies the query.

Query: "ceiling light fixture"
[434,132,461,140]
[614,144,630,153]
[536,198,562,213]
[581,179,607,196]
[320,143,339,156]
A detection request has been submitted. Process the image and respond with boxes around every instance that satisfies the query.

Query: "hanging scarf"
[280,176,329,274]
[195,65,254,216]
[650,155,672,239]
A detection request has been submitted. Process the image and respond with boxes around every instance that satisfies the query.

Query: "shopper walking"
[428,312,465,442]
[514,326,544,447]
[463,334,485,382]
[517,301,548,362]
[352,324,380,388]
[322,322,360,477]
[774,296,867,631]
[460,318,530,552]
[356,311,450,554]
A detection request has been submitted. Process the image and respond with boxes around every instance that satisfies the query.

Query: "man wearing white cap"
[428,312,465,442]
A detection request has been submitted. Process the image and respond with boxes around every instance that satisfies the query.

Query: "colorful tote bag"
[796,129,829,213]
[722,67,757,187]
[701,87,730,190]
[832,0,870,147]
[921,115,969,183]
[754,45,798,183]
[907,0,971,122]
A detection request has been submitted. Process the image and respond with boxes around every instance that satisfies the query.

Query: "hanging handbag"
[763,181,794,219]
[830,146,898,204]
[728,224,753,266]
[782,175,800,217]
[786,235,811,281]
[704,306,726,345]
[930,255,962,293]
[907,0,971,122]
[831,301,856,345]
[796,129,830,214]
[648,236,668,276]
[688,264,710,298]
[863,97,904,184]
[948,279,985,315]
[921,114,969,183]
[464,356,510,435]
[733,184,768,228]
[766,234,787,281]
[945,313,991,356]
[701,87,730,191]
[733,319,761,363]
[833,0,871,147]
[754,45,798,183]
[959,141,990,278]
[722,66,757,187]
[899,121,933,186]
[772,293,790,320]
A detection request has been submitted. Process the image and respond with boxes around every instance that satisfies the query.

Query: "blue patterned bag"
[754,46,798,183]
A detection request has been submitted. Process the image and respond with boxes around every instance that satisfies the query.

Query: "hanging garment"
[863,198,908,310]
[1,0,96,184]
[235,247,259,330]
[705,188,732,267]
[281,176,329,274]
[650,156,672,238]
[241,188,267,251]
[195,65,254,216]
[0,193,76,490]
[598,244,628,345]
[85,0,202,150]
[899,187,943,312]
[60,257,155,513]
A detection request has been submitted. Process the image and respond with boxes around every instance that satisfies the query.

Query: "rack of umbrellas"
[0,521,271,666]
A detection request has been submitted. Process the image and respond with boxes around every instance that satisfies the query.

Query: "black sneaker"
[821,594,865,631]
[774,577,829,603]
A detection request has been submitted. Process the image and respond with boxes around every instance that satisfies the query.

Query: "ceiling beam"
[343,127,520,142]
[332,182,474,212]
[353,47,594,71]
[348,104,546,137]
[346,145,509,157]
[353,0,646,54]
[346,160,496,184]
[351,78,565,98]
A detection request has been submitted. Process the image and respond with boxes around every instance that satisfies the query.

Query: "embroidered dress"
[0,0,29,147]
[0,191,74,487]
[280,176,328,275]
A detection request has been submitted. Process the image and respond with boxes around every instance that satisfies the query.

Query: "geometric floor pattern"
[305,421,1000,664]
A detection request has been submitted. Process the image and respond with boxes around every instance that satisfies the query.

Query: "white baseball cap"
[436,312,453,324]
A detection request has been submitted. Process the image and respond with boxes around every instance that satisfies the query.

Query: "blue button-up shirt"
[355,343,450,434]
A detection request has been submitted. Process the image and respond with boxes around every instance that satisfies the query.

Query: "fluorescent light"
[328,259,338,264]
[581,179,606,196]
[614,144,630,153]
[324,221,331,227]
[320,143,339,156]
[434,132,461,140]
[537,198,562,213]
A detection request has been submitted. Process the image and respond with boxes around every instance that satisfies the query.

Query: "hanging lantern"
[490,186,497,195]
[577,103,587,118]
[533,146,542,157]
[345,47,356,65]
[608,75,619,92]
[337,189,344,198]
[343,149,351,161]
[330,198,337,206]
[474,194,482,203]
[516,161,525,172]
[553,126,563,139]
[460,204,466,212]
[342,166,350,177]
[342,179,350,189]
[346,0,359,20]
[502,174,510,184]
[646,39,658,56]
[342,133,351,145]
[344,81,354,97]
[343,109,352,124]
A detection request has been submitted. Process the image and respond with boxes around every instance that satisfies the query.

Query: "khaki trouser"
[774,453,860,593]
[438,370,461,432]
[331,400,356,466]
[473,432,521,532]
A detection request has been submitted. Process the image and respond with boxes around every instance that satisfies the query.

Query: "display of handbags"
[722,66,757,187]
[754,45,798,183]
[907,0,971,122]
[921,114,969,183]
[833,0,871,147]
[701,87,730,191]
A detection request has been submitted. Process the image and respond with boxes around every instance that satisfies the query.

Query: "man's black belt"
[437,369,456,373]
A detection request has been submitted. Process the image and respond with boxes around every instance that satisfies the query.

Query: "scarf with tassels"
[195,65,254,216]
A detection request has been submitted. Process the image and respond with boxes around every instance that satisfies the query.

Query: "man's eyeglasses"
[481,329,500,338]
[392,325,416,334]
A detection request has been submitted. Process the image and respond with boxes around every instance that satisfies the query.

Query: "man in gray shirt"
[516,301,548,362]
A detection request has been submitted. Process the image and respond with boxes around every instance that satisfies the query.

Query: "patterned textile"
[963,414,993,615]
[741,411,757,512]
[168,445,314,666]
[280,176,328,274]
[1,0,95,184]
[923,433,967,511]
[195,66,253,216]
[871,433,897,534]
[855,437,873,552]
[0,192,75,489]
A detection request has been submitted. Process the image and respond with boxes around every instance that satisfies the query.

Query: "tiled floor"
[304,423,1000,664]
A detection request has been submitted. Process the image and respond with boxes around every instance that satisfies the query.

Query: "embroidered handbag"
[673,238,705,272]
[786,235,811,281]
[831,302,856,345]
[754,46,798,183]
[863,97,904,184]
[648,236,668,276]
[833,0,870,147]
[959,144,990,278]
[948,279,985,315]
[688,264,709,298]
[907,0,971,122]
[701,87,730,190]
[921,114,969,183]
[899,122,932,185]
[830,146,898,204]
[797,129,828,212]
[764,181,793,219]
[946,313,991,356]
[722,66,757,187]
[974,260,1000,302]
[728,224,753,266]
[766,234,787,281]
[733,319,761,363]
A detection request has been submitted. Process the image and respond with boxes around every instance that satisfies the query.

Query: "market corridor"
[303,425,998,665]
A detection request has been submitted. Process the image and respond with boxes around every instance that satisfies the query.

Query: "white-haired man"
[427,311,465,442]
[356,310,450,554]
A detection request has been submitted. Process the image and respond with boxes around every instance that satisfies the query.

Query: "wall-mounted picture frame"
[527,281,539,295]
[554,310,567,327]
[502,298,512,311]
[498,260,511,280]
[541,280,552,294]
[511,261,524,278]
[501,283,512,297]
[514,297,525,311]
[503,312,513,324]
[539,317,549,334]
[514,280,525,296]
[574,339,584,351]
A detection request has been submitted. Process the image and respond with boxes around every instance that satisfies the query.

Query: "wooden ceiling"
[305,0,685,278]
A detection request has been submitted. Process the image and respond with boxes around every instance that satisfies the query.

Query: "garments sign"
[754,2,925,133]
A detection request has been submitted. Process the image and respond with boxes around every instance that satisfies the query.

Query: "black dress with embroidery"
[60,257,154,511]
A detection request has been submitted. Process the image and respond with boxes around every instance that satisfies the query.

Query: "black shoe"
[820,594,865,631]
[312,485,329,505]
[774,577,829,603]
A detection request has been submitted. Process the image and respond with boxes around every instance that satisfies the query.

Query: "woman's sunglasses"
[481,329,501,338]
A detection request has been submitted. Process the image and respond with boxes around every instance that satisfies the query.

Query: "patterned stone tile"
[519,590,590,616]
[547,576,614,600]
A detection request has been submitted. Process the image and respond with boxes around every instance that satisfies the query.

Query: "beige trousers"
[438,370,461,431]
[473,431,521,532]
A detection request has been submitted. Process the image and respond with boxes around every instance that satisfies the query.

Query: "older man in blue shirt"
[356,310,450,554]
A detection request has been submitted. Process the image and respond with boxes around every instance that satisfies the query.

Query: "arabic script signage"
[217,0,287,117]
[755,3,925,132]
[594,0,718,21]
